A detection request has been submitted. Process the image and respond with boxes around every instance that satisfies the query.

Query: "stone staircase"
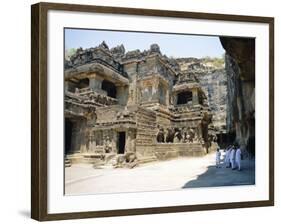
[65,152,118,167]
[65,157,72,167]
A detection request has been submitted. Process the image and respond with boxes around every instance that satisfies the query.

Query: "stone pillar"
[127,83,136,106]
[171,94,176,106]
[125,129,136,153]
[78,120,88,153]
[65,81,69,92]
[116,85,128,106]
[112,132,117,153]
[192,88,199,105]
[165,88,169,106]
[125,130,131,153]
[88,134,96,152]
[79,134,87,153]
[89,74,103,91]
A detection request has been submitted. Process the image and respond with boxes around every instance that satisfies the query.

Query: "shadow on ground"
[182,159,255,188]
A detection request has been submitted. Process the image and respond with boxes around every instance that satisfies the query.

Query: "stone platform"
[155,143,206,160]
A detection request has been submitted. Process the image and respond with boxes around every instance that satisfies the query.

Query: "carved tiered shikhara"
[64,42,218,167]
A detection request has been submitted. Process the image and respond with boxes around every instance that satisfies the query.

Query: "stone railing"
[77,87,92,94]
[171,104,204,115]
[72,88,118,106]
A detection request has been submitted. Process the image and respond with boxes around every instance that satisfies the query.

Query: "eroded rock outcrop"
[176,58,227,133]
[220,37,255,155]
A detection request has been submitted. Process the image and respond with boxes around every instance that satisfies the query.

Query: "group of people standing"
[216,144,242,171]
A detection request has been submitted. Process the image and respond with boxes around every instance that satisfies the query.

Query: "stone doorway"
[65,118,73,155]
[117,132,126,154]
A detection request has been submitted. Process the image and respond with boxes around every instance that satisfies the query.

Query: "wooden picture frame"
[31,2,274,221]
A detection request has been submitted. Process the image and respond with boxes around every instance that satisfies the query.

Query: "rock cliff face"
[176,58,227,133]
[220,37,255,155]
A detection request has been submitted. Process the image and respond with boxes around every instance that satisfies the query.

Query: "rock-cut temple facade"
[64,42,218,167]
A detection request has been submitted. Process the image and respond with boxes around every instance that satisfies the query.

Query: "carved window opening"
[177,91,192,105]
[101,80,117,98]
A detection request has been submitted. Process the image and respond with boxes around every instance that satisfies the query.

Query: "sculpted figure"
[166,128,174,143]
[182,127,187,143]
[104,136,112,153]
[114,152,138,169]
[173,128,182,143]
[193,135,199,143]
[99,41,109,49]
[75,88,79,95]
[122,106,130,118]
[156,127,165,143]
[188,128,195,143]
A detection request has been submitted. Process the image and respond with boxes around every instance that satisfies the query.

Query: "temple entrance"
[101,80,117,98]
[117,132,126,154]
[65,119,73,155]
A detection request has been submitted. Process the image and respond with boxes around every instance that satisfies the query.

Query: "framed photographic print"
[31,2,274,221]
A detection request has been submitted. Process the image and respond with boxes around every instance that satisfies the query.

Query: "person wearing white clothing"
[215,148,221,168]
[224,146,231,168]
[230,147,236,170]
[235,147,242,171]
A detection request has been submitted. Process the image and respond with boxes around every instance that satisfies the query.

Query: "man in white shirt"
[224,146,232,168]
[235,146,242,171]
[230,146,236,170]
[216,148,221,168]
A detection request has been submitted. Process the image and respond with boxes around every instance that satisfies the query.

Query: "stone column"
[79,134,87,153]
[192,88,199,105]
[116,85,128,106]
[171,94,176,106]
[89,74,103,91]
[125,130,131,153]
[125,129,136,153]
[88,134,96,152]
[165,88,169,106]
[65,81,69,92]
[78,120,88,153]
[111,131,117,153]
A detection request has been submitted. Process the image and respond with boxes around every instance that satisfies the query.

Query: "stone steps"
[66,153,119,166]
[65,158,72,167]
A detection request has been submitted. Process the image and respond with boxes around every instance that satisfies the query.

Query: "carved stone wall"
[135,107,157,158]
[155,143,206,160]
[220,37,255,154]
[64,42,217,165]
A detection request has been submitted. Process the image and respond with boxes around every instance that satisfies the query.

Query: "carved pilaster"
[192,88,199,105]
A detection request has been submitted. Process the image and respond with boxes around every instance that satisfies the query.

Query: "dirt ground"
[65,151,255,195]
